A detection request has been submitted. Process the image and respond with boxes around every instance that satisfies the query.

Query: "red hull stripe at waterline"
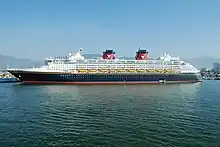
[22,80,202,85]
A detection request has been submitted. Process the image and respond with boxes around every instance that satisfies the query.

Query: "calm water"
[0,81,220,147]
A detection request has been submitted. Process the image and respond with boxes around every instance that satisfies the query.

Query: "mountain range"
[0,54,219,70]
[0,54,43,70]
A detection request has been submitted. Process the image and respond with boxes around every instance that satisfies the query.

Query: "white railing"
[44,58,183,65]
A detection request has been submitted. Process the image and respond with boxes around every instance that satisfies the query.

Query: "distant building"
[213,62,220,73]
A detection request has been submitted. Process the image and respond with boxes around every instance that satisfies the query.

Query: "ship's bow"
[7,69,22,80]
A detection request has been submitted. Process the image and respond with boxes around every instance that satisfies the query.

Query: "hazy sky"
[0,0,219,60]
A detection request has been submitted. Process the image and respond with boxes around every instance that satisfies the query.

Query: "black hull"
[7,70,203,84]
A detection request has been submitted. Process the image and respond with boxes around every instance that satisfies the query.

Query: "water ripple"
[0,82,220,147]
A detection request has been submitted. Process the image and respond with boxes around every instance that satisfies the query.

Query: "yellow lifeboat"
[137,69,145,73]
[78,69,87,73]
[146,69,154,73]
[89,69,97,73]
[108,69,116,73]
[118,69,126,72]
[99,69,108,72]
[165,69,173,73]
[127,69,136,72]
[126,69,135,72]
[155,69,164,73]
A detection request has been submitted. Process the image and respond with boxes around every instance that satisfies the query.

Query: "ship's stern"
[195,73,203,82]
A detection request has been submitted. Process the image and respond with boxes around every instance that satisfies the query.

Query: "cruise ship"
[7,48,202,84]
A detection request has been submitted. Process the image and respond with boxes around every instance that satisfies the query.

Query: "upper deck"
[44,48,185,66]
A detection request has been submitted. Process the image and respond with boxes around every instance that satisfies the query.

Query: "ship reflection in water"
[42,82,202,96]
[13,83,203,113]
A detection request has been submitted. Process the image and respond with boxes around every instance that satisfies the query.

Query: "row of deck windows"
[47,60,183,65]
[48,65,178,69]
